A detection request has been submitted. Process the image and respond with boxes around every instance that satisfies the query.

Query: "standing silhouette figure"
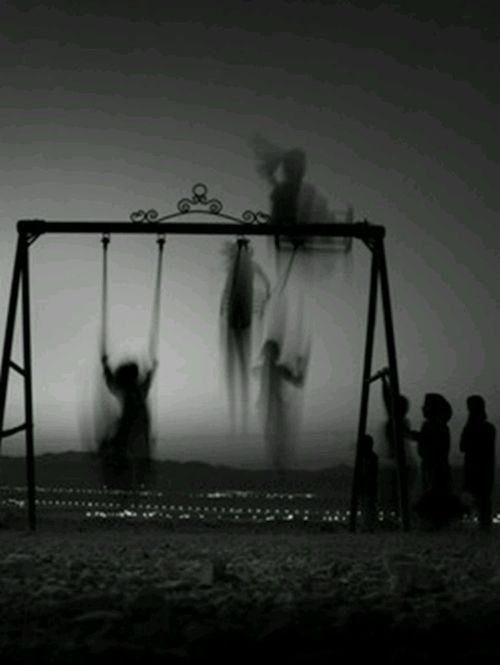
[415,393,464,528]
[460,395,496,529]
[417,393,452,495]
[99,355,157,493]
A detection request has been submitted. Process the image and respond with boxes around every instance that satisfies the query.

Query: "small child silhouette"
[99,354,157,492]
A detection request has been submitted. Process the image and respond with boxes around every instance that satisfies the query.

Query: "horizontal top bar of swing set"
[17,219,385,239]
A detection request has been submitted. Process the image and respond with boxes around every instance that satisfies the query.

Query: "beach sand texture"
[2,523,500,663]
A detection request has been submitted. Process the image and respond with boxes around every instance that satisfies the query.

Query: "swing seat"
[275,207,354,254]
[276,236,353,253]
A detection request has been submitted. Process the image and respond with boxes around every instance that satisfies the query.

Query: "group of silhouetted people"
[359,379,496,531]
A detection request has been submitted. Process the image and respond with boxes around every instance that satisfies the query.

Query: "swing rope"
[148,234,166,363]
[100,233,110,359]
[99,233,166,363]
[278,244,299,294]
[265,243,299,301]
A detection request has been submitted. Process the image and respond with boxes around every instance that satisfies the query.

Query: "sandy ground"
[2,520,500,663]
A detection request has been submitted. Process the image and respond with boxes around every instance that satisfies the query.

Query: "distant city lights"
[1,485,498,525]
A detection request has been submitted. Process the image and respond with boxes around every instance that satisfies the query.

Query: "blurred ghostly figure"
[220,239,271,433]
[378,369,418,516]
[255,338,310,475]
[251,135,351,284]
[99,354,157,492]
[251,137,321,472]
[251,137,306,272]
[269,148,307,245]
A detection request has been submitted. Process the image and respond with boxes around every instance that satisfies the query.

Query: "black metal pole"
[376,238,410,531]
[349,246,379,532]
[0,236,23,449]
[20,233,36,531]
[17,219,385,239]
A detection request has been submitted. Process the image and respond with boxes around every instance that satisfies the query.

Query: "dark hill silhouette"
[0,451,354,495]
[2,453,499,508]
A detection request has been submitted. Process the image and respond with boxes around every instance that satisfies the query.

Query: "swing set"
[0,183,410,532]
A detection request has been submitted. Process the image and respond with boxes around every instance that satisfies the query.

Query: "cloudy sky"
[0,0,499,468]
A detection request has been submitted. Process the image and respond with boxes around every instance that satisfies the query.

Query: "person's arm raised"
[142,358,159,394]
[279,359,306,388]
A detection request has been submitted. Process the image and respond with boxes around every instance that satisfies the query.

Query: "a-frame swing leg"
[350,245,379,533]
[21,235,36,531]
[0,231,37,530]
[0,236,23,438]
[350,237,409,533]
[376,237,410,531]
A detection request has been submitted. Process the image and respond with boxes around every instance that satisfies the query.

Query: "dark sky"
[0,0,499,467]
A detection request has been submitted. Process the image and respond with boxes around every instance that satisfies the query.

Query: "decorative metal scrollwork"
[130,209,160,224]
[241,210,270,225]
[129,183,270,225]
[177,183,223,214]
[129,184,356,240]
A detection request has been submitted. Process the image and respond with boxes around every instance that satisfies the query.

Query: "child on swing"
[99,353,158,493]
[97,234,163,497]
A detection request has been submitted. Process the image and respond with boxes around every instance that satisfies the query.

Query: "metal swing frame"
[0,183,409,531]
